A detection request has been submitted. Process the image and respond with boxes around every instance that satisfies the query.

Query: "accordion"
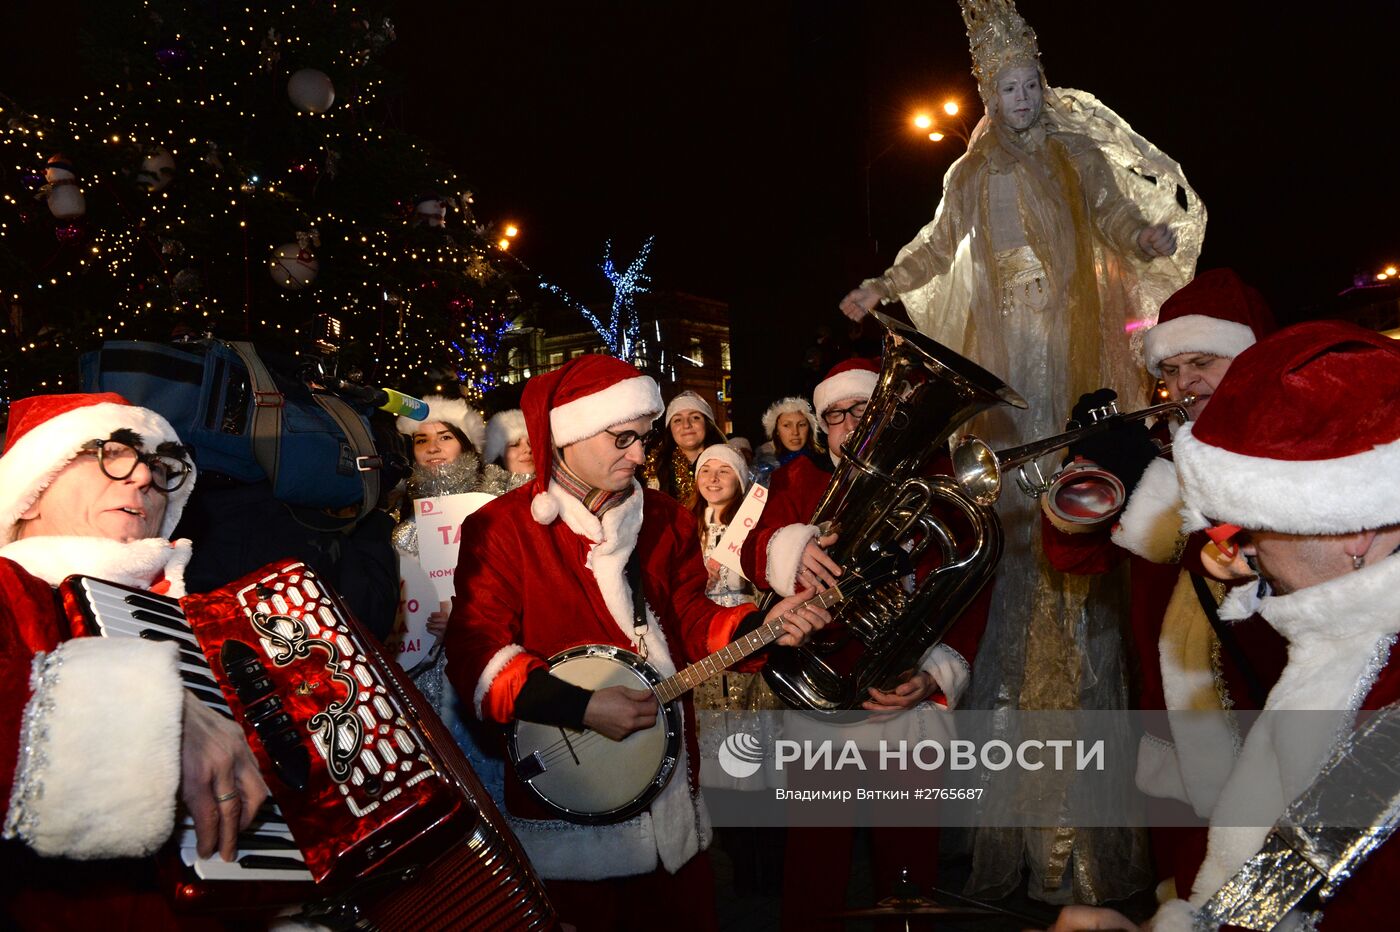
[61,559,555,931]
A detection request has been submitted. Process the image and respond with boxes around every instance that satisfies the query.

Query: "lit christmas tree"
[0,1,521,409]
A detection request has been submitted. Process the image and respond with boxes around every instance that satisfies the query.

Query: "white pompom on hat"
[521,355,663,524]
[695,443,749,494]
[1143,268,1275,376]
[761,397,818,442]
[663,390,715,426]
[812,358,880,433]
[1174,320,1400,536]
[483,409,528,465]
[0,392,195,546]
[397,395,486,452]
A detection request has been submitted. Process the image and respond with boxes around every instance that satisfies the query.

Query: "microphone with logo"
[328,380,430,421]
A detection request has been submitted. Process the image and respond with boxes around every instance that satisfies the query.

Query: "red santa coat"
[738,452,987,707]
[444,480,755,881]
[0,537,192,931]
[1152,550,1400,930]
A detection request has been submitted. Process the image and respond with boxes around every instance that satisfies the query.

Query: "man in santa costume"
[443,355,829,932]
[0,392,267,929]
[1039,269,1287,896]
[1049,320,1400,931]
[739,358,988,929]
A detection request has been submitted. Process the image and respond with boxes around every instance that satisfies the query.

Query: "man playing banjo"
[444,354,829,932]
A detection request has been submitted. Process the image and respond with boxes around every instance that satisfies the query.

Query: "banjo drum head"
[513,649,676,821]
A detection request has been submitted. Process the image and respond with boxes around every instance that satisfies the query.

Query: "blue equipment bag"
[80,339,380,516]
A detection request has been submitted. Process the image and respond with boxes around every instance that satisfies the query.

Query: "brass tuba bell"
[761,311,1027,712]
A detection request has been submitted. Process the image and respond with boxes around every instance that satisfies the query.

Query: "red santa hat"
[812,358,880,432]
[483,408,528,465]
[1173,321,1400,535]
[696,443,750,494]
[1143,268,1275,376]
[521,355,663,524]
[396,394,485,452]
[761,396,819,442]
[0,392,195,546]
[663,390,715,426]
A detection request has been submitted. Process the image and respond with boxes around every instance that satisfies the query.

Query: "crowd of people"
[4,0,1399,930]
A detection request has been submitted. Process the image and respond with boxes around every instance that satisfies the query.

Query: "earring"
[1353,554,1366,570]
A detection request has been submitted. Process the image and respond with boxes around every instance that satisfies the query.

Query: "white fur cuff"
[766,523,819,597]
[1134,733,1189,804]
[474,643,527,720]
[1111,458,1185,564]
[920,643,971,708]
[1144,898,1201,932]
[4,638,183,859]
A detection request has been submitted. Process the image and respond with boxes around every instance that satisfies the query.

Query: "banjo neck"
[653,585,846,705]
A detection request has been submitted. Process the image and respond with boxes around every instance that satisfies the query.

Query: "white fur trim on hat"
[4,638,183,859]
[761,397,818,442]
[1173,422,1400,535]
[696,444,749,494]
[483,409,528,465]
[1144,314,1257,376]
[398,395,486,452]
[663,391,715,426]
[726,436,752,453]
[550,376,663,448]
[0,401,193,547]
[813,371,878,433]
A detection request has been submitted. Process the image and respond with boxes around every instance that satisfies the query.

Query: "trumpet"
[951,395,1196,516]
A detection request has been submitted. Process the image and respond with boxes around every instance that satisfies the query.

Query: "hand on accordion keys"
[180,692,271,861]
[1063,388,1160,496]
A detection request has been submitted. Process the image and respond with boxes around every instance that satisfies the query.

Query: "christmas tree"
[0,0,522,410]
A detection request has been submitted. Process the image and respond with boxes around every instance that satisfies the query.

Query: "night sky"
[4,1,1398,429]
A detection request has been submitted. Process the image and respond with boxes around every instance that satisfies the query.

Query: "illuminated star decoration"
[540,236,653,361]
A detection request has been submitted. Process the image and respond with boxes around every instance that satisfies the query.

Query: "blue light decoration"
[539,236,654,360]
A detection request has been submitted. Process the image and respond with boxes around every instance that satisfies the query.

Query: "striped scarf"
[552,448,635,517]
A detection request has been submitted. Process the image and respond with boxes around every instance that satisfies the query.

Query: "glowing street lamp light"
[505,224,519,238]
[913,113,933,130]
[497,237,511,251]
[1386,265,1398,276]
[943,100,960,116]
[928,131,945,142]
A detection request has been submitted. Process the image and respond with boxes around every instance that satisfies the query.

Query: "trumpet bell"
[951,437,1002,507]
[1044,463,1126,533]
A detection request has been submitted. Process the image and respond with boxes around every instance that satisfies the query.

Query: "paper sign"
[414,491,498,600]
[710,482,770,581]
[390,558,441,672]
[390,490,496,673]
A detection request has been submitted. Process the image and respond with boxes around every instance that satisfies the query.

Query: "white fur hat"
[483,409,528,465]
[761,397,818,441]
[696,443,749,493]
[0,392,195,546]
[398,395,485,452]
[664,390,715,426]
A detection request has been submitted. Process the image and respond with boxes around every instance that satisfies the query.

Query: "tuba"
[761,311,1027,711]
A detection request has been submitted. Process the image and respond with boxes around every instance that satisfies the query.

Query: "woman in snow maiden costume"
[442,355,829,932]
[0,392,267,930]
[1050,320,1400,932]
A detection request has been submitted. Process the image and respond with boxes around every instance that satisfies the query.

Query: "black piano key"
[237,832,300,850]
[120,590,184,613]
[179,669,221,691]
[131,607,196,634]
[139,630,207,666]
[238,854,311,871]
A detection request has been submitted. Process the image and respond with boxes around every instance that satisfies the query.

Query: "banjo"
[508,551,902,823]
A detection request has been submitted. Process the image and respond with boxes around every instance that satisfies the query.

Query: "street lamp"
[922,99,973,147]
[863,111,943,242]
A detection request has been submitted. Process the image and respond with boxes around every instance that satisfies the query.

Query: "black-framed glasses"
[603,426,660,450]
[81,439,192,493]
[821,401,868,426]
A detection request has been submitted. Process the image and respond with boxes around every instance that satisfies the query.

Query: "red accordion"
[62,559,555,931]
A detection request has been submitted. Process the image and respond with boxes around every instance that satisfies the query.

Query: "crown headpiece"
[959,0,1041,102]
